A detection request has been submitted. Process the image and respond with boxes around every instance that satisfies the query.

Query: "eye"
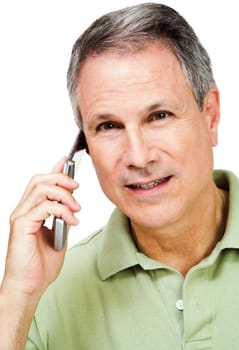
[150,111,172,121]
[96,121,122,132]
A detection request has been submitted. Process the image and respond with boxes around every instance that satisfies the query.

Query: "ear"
[203,87,220,147]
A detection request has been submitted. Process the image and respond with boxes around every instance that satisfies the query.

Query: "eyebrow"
[146,103,165,112]
[145,100,184,112]
[90,100,183,122]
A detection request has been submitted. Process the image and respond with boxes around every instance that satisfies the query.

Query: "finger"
[13,182,80,220]
[12,200,79,236]
[13,172,79,216]
[33,200,80,229]
[14,157,73,207]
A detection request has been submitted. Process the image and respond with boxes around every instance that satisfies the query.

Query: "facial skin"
[77,43,220,240]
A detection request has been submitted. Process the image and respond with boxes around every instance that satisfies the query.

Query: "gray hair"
[67,3,216,127]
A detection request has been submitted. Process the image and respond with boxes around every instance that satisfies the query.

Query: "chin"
[126,207,178,231]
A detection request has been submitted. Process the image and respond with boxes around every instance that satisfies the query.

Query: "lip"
[126,175,172,192]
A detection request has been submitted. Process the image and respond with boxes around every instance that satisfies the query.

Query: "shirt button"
[176,299,184,311]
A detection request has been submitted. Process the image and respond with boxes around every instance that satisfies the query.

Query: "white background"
[0,0,239,280]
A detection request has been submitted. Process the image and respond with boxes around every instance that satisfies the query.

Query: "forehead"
[76,43,194,117]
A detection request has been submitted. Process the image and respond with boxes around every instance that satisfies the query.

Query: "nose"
[123,127,156,168]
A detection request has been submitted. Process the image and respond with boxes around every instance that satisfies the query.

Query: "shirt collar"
[97,209,139,280]
[213,170,239,250]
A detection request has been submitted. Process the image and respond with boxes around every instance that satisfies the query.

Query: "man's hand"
[0,157,80,349]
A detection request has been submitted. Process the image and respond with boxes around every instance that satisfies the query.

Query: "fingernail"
[73,217,79,224]
[74,201,81,210]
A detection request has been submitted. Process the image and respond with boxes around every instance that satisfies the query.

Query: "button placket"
[183,268,212,346]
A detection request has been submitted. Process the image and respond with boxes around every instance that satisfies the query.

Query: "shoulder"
[68,228,103,263]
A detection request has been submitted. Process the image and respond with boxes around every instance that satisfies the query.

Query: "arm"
[0,157,80,349]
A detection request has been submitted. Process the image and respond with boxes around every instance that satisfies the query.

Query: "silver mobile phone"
[53,130,87,250]
[53,159,75,250]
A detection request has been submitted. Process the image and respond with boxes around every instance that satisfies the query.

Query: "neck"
[131,186,228,276]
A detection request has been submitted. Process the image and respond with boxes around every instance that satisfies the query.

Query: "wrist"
[0,277,42,312]
[0,284,41,350]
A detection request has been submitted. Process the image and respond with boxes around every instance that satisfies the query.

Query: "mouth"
[126,176,172,190]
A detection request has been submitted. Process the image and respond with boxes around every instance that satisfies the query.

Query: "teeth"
[131,178,167,189]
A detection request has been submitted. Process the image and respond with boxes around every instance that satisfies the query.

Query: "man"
[0,2,238,349]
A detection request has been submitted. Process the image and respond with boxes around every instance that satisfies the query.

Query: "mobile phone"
[53,130,87,250]
[53,159,75,250]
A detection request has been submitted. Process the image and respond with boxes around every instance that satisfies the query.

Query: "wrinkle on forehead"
[77,43,194,121]
[78,80,188,121]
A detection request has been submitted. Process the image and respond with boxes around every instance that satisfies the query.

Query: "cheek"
[92,158,120,204]
[165,121,213,170]
[88,143,117,187]
[176,123,214,180]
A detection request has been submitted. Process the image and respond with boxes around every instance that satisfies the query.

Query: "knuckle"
[9,210,17,224]
[53,201,72,218]
[9,213,22,230]
[28,173,42,187]
[34,181,47,195]
[9,207,23,225]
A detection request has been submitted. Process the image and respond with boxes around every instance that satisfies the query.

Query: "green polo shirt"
[26,170,239,350]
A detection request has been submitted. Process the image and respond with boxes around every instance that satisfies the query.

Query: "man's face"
[77,43,220,231]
